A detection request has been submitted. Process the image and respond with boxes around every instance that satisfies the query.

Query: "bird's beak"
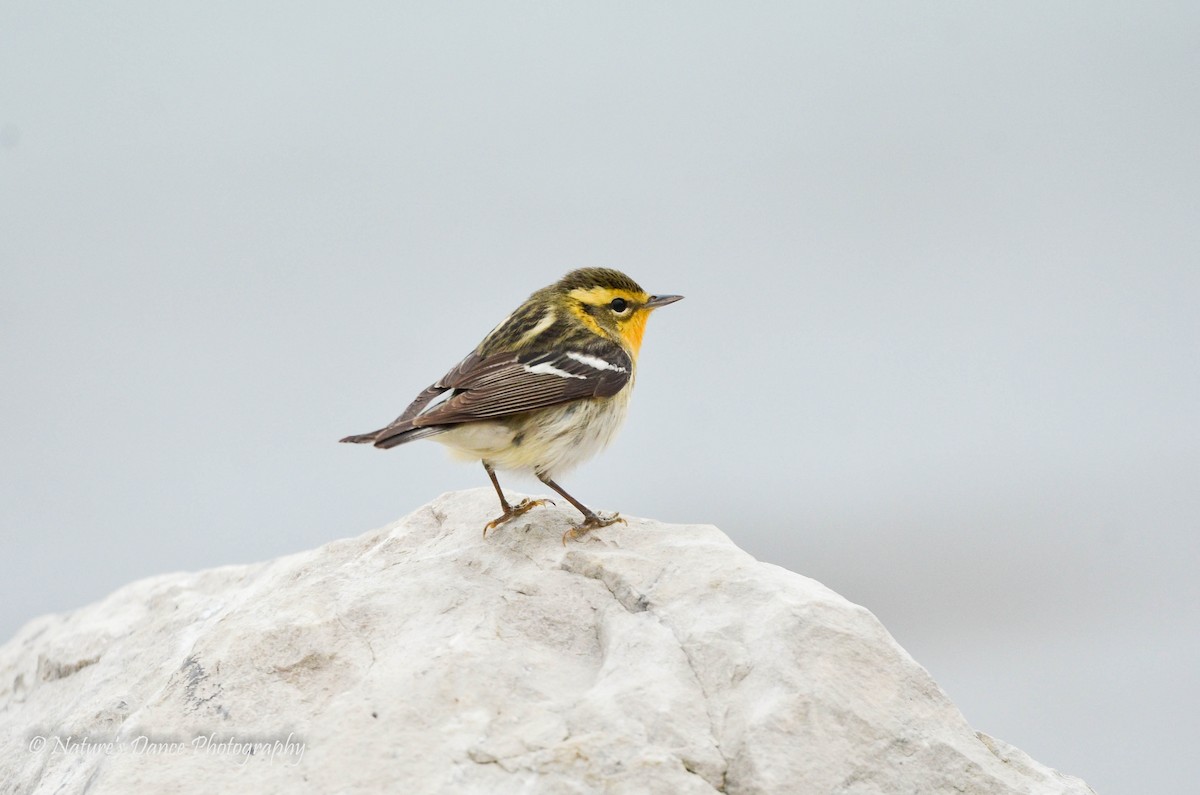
[645,294,684,309]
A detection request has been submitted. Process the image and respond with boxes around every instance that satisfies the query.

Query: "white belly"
[433,389,632,479]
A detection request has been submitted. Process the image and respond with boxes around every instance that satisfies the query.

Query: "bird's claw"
[562,513,626,545]
[483,498,552,537]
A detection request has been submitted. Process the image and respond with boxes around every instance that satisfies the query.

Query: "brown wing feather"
[344,343,631,448]
[412,346,631,427]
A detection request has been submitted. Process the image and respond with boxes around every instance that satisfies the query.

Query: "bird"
[339,267,683,542]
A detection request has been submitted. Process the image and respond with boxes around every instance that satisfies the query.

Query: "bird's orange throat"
[620,311,648,358]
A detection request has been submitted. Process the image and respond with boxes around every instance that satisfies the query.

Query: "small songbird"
[340,268,682,542]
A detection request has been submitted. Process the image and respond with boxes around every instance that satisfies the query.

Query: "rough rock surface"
[0,489,1093,794]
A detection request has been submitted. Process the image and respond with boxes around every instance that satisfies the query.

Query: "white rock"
[0,489,1094,794]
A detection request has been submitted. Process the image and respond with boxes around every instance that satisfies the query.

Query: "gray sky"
[3,3,1197,792]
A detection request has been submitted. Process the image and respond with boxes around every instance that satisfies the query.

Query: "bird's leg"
[482,462,550,536]
[536,474,626,544]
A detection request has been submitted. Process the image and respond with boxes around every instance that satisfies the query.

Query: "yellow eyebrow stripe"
[567,286,648,305]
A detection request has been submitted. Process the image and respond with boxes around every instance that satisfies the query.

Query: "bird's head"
[555,268,683,357]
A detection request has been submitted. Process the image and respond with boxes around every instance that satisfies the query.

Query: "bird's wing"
[411,344,633,427]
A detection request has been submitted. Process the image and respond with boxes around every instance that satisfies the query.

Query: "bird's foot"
[562,512,626,545]
[483,498,553,537]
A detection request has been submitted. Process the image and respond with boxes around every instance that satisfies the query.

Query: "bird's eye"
[609,298,628,313]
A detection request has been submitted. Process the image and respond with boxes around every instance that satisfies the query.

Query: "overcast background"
[3,3,1197,792]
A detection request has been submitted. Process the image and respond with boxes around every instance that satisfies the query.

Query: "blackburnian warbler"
[340,268,682,542]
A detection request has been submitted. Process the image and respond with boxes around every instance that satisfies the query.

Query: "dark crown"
[556,268,645,295]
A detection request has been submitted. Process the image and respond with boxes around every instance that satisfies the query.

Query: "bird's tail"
[339,432,382,445]
[339,424,444,449]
